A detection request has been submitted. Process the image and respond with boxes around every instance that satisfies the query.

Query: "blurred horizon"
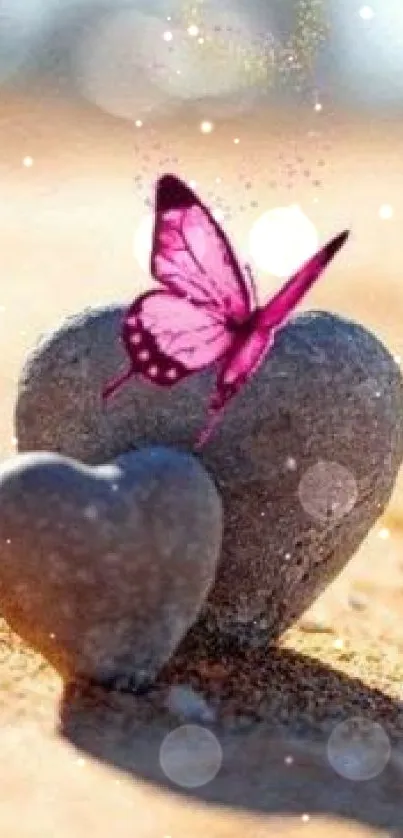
[2,0,403,113]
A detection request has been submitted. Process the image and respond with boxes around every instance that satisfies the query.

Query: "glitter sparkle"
[359,6,375,21]
[379,204,393,220]
[178,0,329,94]
[200,120,214,134]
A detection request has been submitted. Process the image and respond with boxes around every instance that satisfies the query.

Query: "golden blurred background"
[1,9,403,835]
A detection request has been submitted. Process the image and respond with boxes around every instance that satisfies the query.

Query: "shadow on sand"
[59,630,403,832]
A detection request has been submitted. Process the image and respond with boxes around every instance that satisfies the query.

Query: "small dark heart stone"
[0,447,222,684]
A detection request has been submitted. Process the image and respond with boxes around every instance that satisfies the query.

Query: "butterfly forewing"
[260,230,350,330]
[151,174,252,319]
[196,230,350,445]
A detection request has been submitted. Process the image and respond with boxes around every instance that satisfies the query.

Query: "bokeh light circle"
[298,460,358,524]
[327,717,391,781]
[248,205,318,277]
[159,724,223,788]
[74,9,179,122]
[74,5,268,121]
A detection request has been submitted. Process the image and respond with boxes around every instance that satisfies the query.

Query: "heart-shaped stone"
[16,305,403,648]
[0,447,222,685]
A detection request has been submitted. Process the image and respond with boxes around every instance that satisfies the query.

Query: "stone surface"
[0,447,222,685]
[15,305,403,648]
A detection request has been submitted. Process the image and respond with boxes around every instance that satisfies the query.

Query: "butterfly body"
[103,174,350,447]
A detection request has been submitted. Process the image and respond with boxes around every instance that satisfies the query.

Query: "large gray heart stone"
[15,305,403,648]
[0,447,222,684]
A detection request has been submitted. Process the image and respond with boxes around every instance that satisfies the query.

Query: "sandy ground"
[0,86,403,835]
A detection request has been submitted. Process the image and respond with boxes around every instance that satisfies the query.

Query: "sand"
[0,86,403,835]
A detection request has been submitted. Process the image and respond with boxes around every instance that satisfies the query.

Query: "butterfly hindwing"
[121,290,233,386]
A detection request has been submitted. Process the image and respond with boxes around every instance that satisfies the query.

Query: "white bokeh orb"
[74,10,179,122]
[159,724,222,788]
[73,5,264,119]
[73,4,271,121]
[378,203,393,220]
[248,205,319,277]
[133,215,153,274]
[327,717,391,781]
[297,460,358,524]
[359,5,375,21]
[200,120,214,134]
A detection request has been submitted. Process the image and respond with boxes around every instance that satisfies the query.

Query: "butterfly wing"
[259,230,350,330]
[151,174,253,320]
[102,290,234,400]
[103,173,253,401]
[195,228,351,447]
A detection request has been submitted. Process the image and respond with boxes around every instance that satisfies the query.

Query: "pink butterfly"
[102,174,349,448]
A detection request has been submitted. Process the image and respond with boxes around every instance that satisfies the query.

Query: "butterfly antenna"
[101,367,135,402]
[244,262,258,308]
